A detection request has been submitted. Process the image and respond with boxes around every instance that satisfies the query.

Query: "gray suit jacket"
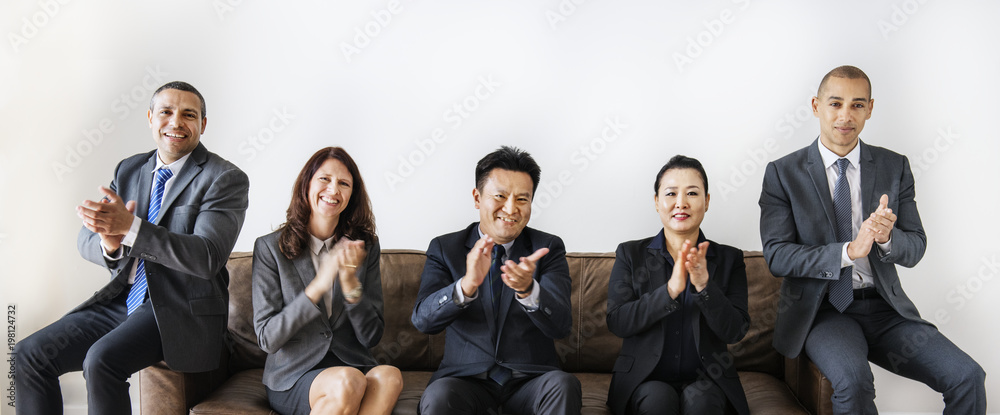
[76,143,249,372]
[759,139,928,358]
[252,230,383,391]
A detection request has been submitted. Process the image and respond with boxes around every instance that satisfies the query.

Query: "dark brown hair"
[278,147,376,259]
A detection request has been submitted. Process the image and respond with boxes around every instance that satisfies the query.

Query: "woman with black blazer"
[606,155,750,415]
[252,147,402,415]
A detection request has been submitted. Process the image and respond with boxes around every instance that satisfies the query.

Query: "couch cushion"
[190,369,275,415]
[372,250,446,372]
[729,251,784,379]
[225,252,269,373]
[558,253,621,373]
[739,371,809,415]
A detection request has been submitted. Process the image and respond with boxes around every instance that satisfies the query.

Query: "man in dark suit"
[759,65,985,414]
[411,146,581,415]
[15,81,250,414]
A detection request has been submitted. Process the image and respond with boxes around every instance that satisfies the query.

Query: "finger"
[125,200,137,214]
[99,186,122,204]
[697,241,710,256]
[879,194,889,211]
[525,247,550,263]
[80,199,109,213]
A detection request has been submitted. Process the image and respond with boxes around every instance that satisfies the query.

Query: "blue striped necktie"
[126,167,173,315]
[829,158,854,312]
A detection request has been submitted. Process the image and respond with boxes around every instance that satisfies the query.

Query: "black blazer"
[411,223,573,385]
[76,143,250,372]
[606,232,750,415]
[759,139,928,358]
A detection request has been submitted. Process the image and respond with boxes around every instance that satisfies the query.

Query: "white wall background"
[1,0,997,413]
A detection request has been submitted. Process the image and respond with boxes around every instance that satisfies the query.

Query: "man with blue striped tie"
[14,81,250,414]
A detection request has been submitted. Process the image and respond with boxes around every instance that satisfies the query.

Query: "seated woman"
[606,155,750,415]
[252,147,402,415]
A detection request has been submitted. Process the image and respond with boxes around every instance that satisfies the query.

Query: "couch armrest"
[784,355,833,415]
[139,360,230,415]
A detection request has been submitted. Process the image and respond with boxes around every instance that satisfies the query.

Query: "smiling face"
[813,76,874,156]
[655,168,709,238]
[147,88,206,164]
[474,168,533,245]
[308,158,353,225]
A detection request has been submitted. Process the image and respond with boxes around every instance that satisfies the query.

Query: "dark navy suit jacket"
[411,223,572,384]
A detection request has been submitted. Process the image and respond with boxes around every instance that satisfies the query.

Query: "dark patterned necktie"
[829,158,854,312]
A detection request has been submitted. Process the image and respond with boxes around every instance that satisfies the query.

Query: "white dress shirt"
[817,140,891,289]
[102,152,190,284]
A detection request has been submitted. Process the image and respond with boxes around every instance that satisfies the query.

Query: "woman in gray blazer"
[252,147,402,415]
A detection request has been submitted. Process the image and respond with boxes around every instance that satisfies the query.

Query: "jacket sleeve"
[251,237,323,354]
[411,237,469,334]
[606,242,680,338]
[344,240,385,348]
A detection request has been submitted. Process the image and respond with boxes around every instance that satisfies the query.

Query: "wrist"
[515,280,534,296]
[343,284,363,303]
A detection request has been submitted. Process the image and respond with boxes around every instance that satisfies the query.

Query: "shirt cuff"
[516,280,540,311]
[454,282,477,305]
[841,242,855,268]
[120,215,141,247]
[877,238,892,256]
[101,241,124,260]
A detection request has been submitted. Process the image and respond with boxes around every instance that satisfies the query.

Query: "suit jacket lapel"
[292,253,333,328]
[465,226,498,338]
[859,141,877,216]
[135,154,156,221]
[806,140,838,239]
[157,144,206,222]
[497,233,531,335]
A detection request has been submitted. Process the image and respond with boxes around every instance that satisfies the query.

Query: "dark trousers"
[626,378,727,415]
[419,370,582,415]
[14,289,163,415]
[805,296,986,415]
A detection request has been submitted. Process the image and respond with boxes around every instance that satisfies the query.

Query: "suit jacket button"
[543,307,552,315]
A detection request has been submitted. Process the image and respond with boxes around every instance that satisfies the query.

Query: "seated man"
[411,146,581,415]
[759,65,985,414]
[15,81,250,414]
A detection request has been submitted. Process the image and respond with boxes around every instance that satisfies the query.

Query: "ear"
[200,116,208,134]
[865,98,874,120]
[811,96,820,117]
[473,187,481,210]
[704,192,710,213]
[147,109,153,127]
[653,194,660,212]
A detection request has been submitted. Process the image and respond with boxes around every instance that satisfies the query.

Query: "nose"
[675,194,689,209]
[502,197,516,214]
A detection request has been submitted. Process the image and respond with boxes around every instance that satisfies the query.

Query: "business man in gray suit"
[759,66,985,414]
[14,82,249,414]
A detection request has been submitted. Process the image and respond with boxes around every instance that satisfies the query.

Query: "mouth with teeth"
[496,216,518,225]
[320,195,341,206]
[162,131,188,142]
[672,212,690,221]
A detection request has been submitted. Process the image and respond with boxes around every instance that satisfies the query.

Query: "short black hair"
[818,65,872,100]
[150,81,207,118]
[654,155,708,195]
[475,146,541,196]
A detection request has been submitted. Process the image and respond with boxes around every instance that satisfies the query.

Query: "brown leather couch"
[139,250,833,414]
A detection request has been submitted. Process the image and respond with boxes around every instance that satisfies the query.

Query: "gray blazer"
[252,230,383,391]
[76,143,250,372]
[759,139,928,358]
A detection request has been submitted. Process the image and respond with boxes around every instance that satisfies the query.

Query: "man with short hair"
[759,66,985,414]
[15,81,250,414]
[412,146,582,415]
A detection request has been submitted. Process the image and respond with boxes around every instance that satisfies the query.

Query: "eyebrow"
[662,185,702,190]
[827,95,869,102]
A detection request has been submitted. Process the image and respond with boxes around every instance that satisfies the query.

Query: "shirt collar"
[477,226,515,256]
[153,151,191,175]
[308,234,336,256]
[817,138,861,171]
